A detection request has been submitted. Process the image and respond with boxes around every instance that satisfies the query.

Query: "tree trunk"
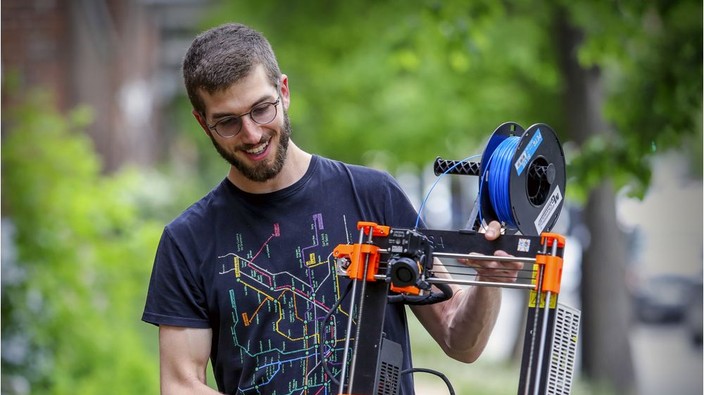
[581,183,636,392]
[554,9,636,394]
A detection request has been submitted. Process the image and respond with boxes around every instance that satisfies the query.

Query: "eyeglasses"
[206,96,281,138]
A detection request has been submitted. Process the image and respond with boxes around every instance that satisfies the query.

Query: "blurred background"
[1,1,701,394]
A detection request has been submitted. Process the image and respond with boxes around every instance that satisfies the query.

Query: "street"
[632,322,703,395]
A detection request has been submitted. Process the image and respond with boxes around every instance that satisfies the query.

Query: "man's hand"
[459,221,524,283]
[412,220,525,362]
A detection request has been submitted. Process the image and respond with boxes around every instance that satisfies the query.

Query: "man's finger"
[484,221,502,241]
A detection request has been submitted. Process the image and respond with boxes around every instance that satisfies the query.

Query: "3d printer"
[328,122,580,395]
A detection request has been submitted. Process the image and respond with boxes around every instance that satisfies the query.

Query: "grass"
[407,315,604,395]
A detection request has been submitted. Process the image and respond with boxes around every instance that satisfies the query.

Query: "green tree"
[1,91,162,394]
[565,0,702,198]
[555,1,701,392]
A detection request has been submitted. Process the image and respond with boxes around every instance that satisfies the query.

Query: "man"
[142,22,522,394]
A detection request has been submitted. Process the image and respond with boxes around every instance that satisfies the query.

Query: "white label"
[515,129,543,176]
[535,186,563,234]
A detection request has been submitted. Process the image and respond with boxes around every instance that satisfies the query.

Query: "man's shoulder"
[166,179,230,231]
[315,155,392,180]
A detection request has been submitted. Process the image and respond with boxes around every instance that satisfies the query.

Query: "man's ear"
[279,74,290,111]
[192,110,211,136]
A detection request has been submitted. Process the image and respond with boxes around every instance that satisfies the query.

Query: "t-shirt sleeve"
[141,228,210,328]
[382,172,423,229]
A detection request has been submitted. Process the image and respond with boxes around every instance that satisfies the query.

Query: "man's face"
[197,65,291,183]
[209,108,291,183]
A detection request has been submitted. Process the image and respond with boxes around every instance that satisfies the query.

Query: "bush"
[1,91,162,394]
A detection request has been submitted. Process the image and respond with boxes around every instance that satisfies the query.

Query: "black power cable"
[401,367,456,395]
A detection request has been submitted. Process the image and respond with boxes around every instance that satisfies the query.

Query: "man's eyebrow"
[209,92,277,120]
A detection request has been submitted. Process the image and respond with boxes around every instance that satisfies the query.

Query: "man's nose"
[237,115,263,144]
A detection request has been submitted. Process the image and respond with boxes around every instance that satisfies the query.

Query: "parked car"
[632,273,692,323]
[684,275,703,345]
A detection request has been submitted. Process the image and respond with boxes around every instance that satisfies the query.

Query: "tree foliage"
[194,0,562,174]
[191,0,700,198]
[1,91,162,394]
[564,0,702,199]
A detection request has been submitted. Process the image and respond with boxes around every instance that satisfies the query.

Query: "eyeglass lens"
[214,100,278,137]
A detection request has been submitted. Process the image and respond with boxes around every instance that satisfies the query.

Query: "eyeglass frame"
[204,91,282,138]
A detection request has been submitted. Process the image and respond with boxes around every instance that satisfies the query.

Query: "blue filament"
[486,136,520,228]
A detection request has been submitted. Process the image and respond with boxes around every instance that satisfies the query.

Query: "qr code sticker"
[517,238,531,252]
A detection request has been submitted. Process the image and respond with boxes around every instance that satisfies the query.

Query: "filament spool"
[479,122,565,235]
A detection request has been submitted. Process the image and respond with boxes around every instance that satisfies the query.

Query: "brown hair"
[183,23,281,114]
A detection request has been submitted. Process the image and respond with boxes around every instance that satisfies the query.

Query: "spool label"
[534,185,562,234]
[515,128,543,176]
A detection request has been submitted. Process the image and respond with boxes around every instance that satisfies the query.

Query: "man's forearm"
[442,285,502,363]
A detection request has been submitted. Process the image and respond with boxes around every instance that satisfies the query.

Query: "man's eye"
[218,117,241,128]
[251,105,270,117]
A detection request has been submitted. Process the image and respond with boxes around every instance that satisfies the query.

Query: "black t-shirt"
[142,155,419,394]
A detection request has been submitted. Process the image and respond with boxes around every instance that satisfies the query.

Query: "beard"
[210,110,292,183]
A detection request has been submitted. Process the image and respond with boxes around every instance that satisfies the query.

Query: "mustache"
[239,135,271,151]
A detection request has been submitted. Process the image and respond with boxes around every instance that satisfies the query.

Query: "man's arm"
[159,325,223,395]
[410,221,523,363]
